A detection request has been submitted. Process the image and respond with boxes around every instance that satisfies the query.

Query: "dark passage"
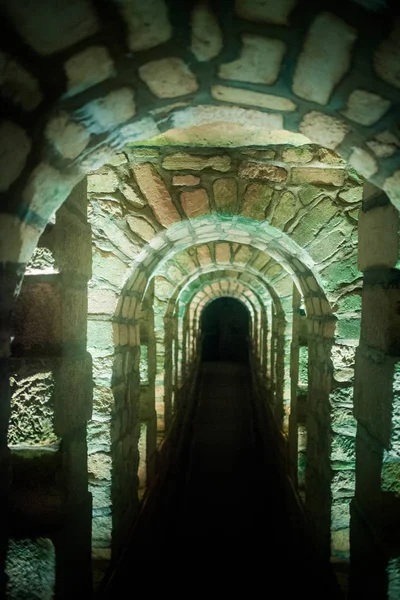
[98,361,341,598]
[201,297,249,363]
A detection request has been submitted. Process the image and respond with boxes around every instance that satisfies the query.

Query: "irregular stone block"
[45,112,90,160]
[88,167,119,194]
[0,121,31,192]
[211,85,295,112]
[139,58,198,98]
[3,0,99,55]
[299,111,350,149]
[120,183,146,207]
[172,175,201,186]
[281,146,314,163]
[215,242,231,262]
[78,88,136,133]
[133,162,181,226]
[162,152,231,172]
[374,19,400,89]
[180,189,210,218]
[348,147,378,179]
[64,46,114,96]
[219,34,285,84]
[240,183,273,219]
[270,190,298,229]
[191,3,222,61]
[291,167,345,186]
[213,178,238,214]
[0,52,42,111]
[117,0,172,51]
[235,0,296,24]
[293,12,356,105]
[238,161,287,182]
[366,131,400,158]
[88,452,112,482]
[126,215,157,242]
[342,89,391,126]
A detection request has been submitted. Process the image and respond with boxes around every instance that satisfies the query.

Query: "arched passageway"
[201,297,250,363]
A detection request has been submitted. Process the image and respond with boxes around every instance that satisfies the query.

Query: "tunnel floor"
[99,362,342,598]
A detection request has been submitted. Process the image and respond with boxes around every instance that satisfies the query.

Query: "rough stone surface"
[45,112,90,160]
[4,0,100,55]
[64,46,114,96]
[120,183,146,207]
[88,167,119,193]
[291,167,345,186]
[374,19,400,88]
[383,170,400,211]
[0,121,31,192]
[213,178,238,214]
[88,452,112,481]
[126,215,157,241]
[348,147,378,179]
[133,163,181,226]
[162,152,231,172]
[6,538,55,600]
[172,175,200,186]
[92,251,128,289]
[235,0,296,24]
[281,146,314,163]
[270,190,298,229]
[219,34,285,85]
[211,85,295,112]
[366,131,400,158]
[118,0,172,51]
[342,89,391,126]
[238,162,287,182]
[139,58,198,99]
[299,112,350,149]
[293,12,356,105]
[8,370,57,446]
[191,4,223,61]
[240,183,273,219]
[78,88,136,133]
[0,52,42,111]
[88,289,118,315]
[180,189,210,218]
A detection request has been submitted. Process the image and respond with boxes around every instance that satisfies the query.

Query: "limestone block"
[79,88,136,133]
[342,90,391,126]
[299,112,350,149]
[358,203,399,270]
[173,175,200,186]
[338,187,363,204]
[64,46,114,96]
[374,19,400,89]
[197,244,212,265]
[133,162,181,226]
[54,354,92,435]
[291,167,345,187]
[126,215,157,242]
[383,170,400,211]
[87,320,114,358]
[215,243,231,263]
[88,289,118,315]
[0,121,31,191]
[180,189,210,218]
[0,52,42,111]
[213,178,238,214]
[366,130,400,159]
[45,112,90,160]
[139,58,198,98]
[120,183,146,207]
[235,0,296,24]
[348,147,378,179]
[219,34,285,84]
[211,85,295,112]
[270,191,298,230]
[88,452,112,482]
[3,0,99,55]
[117,0,172,51]
[293,13,356,105]
[162,152,231,172]
[190,3,222,61]
[238,162,287,182]
[317,148,345,165]
[281,146,314,163]
[8,367,57,446]
[88,168,119,194]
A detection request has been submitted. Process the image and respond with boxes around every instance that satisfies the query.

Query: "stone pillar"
[305,316,336,560]
[350,194,400,598]
[289,284,301,488]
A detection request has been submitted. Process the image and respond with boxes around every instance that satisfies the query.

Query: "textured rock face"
[139,58,199,98]
[6,538,55,600]
[180,189,210,218]
[133,163,181,226]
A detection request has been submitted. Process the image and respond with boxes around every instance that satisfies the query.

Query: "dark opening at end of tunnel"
[200,297,250,364]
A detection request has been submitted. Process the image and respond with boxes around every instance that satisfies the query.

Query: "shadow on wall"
[200,297,249,364]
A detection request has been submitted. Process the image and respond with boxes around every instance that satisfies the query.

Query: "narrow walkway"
[100,362,341,598]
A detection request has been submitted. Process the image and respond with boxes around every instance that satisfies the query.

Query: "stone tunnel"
[0,0,400,597]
